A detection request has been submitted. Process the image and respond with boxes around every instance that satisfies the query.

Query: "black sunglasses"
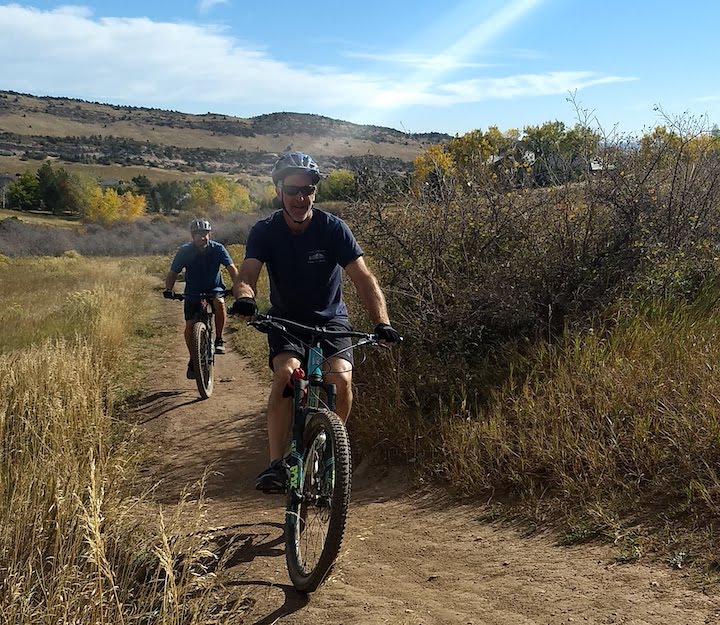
[282,184,317,196]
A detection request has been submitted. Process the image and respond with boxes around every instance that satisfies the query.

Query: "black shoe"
[255,459,288,494]
[214,338,226,354]
[186,360,195,379]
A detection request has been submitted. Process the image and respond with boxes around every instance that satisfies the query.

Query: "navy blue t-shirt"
[170,240,233,296]
[245,209,363,324]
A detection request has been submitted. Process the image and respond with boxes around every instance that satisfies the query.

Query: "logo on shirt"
[307,250,327,264]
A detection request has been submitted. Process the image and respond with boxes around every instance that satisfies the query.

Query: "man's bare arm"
[344,256,390,326]
[165,270,180,291]
[225,263,239,285]
[233,258,263,299]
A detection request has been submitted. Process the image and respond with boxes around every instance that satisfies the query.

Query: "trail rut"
[136,300,719,625]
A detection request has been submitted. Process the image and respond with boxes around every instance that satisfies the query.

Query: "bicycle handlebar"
[167,289,233,301]
[249,312,400,345]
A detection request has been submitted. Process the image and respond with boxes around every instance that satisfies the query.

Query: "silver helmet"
[189,218,212,233]
[271,151,321,184]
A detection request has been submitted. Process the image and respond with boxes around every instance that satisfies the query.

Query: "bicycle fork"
[286,373,337,509]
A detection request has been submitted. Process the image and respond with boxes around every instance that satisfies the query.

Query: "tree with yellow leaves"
[317,168,356,201]
[411,144,455,199]
[187,176,252,214]
[119,191,146,221]
[448,126,522,189]
[84,187,146,224]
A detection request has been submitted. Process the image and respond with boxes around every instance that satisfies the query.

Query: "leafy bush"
[346,113,720,526]
[316,168,357,202]
[350,114,720,407]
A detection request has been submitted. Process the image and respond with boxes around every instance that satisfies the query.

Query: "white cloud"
[0,5,382,112]
[344,51,494,72]
[0,4,636,126]
[197,0,229,13]
[439,72,637,102]
[365,72,636,109]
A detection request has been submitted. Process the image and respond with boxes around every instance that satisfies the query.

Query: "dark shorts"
[267,316,354,371]
[183,294,224,321]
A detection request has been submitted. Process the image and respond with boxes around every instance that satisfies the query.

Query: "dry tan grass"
[0,207,82,228]
[224,244,272,373]
[0,154,216,182]
[1,91,428,158]
[435,292,720,568]
[0,255,248,623]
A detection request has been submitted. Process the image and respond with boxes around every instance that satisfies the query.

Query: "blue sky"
[1,0,718,136]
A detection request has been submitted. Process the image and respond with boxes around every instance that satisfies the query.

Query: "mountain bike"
[248,313,399,593]
[169,289,232,399]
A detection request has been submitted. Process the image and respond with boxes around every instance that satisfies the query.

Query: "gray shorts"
[267,316,354,371]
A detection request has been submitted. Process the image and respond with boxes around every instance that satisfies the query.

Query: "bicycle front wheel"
[191,321,214,399]
[285,408,352,593]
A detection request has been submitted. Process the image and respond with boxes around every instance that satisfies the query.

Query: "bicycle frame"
[287,342,337,495]
[169,288,232,398]
[245,311,400,592]
[249,314,378,496]
[307,345,323,410]
[197,298,215,338]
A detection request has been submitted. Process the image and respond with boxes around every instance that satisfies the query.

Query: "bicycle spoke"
[191,322,214,399]
[285,409,351,592]
[243,315,387,592]
[295,432,332,572]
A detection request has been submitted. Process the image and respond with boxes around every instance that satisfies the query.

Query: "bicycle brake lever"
[358,337,391,350]
[249,319,286,335]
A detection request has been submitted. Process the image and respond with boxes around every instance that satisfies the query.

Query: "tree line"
[410,119,720,195]
[11,117,716,225]
[2,160,361,224]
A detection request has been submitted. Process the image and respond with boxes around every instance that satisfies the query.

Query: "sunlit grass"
[441,291,720,501]
[436,289,720,567]
[0,207,82,229]
[0,255,247,624]
[225,246,271,373]
[0,255,153,353]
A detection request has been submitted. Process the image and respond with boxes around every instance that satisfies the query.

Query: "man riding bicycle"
[164,218,239,379]
[229,151,401,493]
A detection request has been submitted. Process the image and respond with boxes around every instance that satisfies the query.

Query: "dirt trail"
[136,301,720,625]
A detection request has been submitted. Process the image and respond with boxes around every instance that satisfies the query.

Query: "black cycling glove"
[163,289,174,299]
[374,323,402,344]
[229,296,257,316]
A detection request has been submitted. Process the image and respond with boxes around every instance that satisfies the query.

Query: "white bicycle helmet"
[271,151,321,184]
[189,218,212,232]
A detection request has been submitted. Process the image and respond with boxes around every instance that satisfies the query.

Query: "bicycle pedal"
[256,483,287,495]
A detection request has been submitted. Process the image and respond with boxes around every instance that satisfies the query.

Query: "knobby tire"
[191,321,214,399]
[285,408,352,593]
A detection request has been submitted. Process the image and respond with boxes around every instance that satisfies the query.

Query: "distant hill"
[0,90,451,180]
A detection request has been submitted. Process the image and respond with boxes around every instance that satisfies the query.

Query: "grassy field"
[0,207,83,228]
[0,154,228,183]
[4,187,720,607]
[0,255,248,624]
